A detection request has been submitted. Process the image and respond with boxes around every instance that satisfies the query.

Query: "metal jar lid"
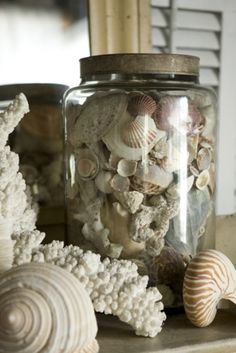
[80,54,199,77]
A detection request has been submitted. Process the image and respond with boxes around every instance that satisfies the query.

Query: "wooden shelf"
[97,310,236,353]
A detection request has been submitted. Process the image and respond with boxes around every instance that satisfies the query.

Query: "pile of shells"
[66,90,216,305]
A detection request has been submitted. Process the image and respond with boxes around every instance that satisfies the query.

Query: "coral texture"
[14,236,166,338]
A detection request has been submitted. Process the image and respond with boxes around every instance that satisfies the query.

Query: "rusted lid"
[80,54,199,77]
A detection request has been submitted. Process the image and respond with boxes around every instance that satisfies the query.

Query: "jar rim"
[80,53,200,77]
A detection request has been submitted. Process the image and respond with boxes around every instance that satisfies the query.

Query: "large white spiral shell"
[0,263,99,353]
[183,249,236,327]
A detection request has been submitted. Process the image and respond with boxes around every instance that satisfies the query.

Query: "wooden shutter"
[151,0,236,215]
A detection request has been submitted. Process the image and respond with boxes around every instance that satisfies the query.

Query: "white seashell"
[195,170,210,190]
[0,263,98,353]
[187,134,199,163]
[76,148,99,180]
[117,159,137,177]
[0,219,13,273]
[103,111,165,161]
[110,174,130,192]
[190,165,200,177]
[152,135,168,159]
[122,115,159,148]
[208,162,215,193]
[113,190,144,214]
[95,171,113,194]
[132,164,173,194]
[108,153,121,170]
[183,249,236,327]
[196,148,212,171]
[166,175,194,199]
[70,91,128,146]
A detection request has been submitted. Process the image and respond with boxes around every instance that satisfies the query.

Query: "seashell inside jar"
[64,54,217,306]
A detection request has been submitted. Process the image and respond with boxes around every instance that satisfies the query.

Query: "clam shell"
[108,153,121,170]
[95,171,113,193]
[131,164,173,194]
[187,134,199,163]
[196,148,212,171]
[122,115,160,148]
[0,263,98,353]
[196,170,210,190]
[127,94,156,117]
[189,165,199,177]
[70,92,128,146]
[183,249,236,327]
[110,174,130,192]
[76,148,99,180]
[166,175,194,199]
[153,96,201,133]
[117,159,137,177]
[103,111,166,161]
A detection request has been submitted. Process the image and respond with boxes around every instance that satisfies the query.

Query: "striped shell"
[103,111,165,161]
[183,249,236,328]
[0,263,98,353]
[0,219,13,273]
[127,94,156,117]
[122,115,159,148]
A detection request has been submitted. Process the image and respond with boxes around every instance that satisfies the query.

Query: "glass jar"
[63,54,216,305]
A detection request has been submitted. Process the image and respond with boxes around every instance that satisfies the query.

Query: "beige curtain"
[89,0,151,55]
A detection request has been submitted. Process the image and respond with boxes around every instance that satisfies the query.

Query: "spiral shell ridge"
[0,263,98,353]
[183,249,236,327]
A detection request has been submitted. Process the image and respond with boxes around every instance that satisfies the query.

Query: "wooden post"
[89,0,151,55]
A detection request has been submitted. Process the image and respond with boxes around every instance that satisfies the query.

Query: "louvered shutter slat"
[177,10,221,31]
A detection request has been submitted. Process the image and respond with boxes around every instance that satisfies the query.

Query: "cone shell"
[153,96,201,133]
[103,111,166,161]
[127,94,156,117]
[0,263,98,353]
[76,148,99,180]
[70,92,128,146]
[183,249,236,327]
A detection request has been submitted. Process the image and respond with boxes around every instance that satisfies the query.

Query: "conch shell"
[183,249,236,328]
[0,263,99,353]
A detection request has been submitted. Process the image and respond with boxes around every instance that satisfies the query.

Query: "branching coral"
[13,237,166,337]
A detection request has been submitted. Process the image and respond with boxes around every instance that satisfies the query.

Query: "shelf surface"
[97,310,236,353]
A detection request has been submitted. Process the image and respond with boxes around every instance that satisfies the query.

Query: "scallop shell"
[117,159,137,177]
[131,164,173,194]
[76,148,99,180]
[153,96,201,133]
[196,170,210,190]
[0,219,13,273]
[183,249,236,327]
[110,174,130,192]
[95,171,113,193]
[127,94,156,117]
[103,111,166,161]
[0,263,98,353]
[196,148,212,171]
[70,92,128,146]
[122,115,160,148]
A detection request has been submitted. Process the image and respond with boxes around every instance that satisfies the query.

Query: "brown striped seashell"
[76,148,99,180]
[122,115,159,148]
[183,249,236,327]
[0,219,13,273]
[127,94,156,117]
[153,96,201,133]
[0,263,99,353]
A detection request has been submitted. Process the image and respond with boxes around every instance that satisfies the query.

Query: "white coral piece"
[0,93,29,150]
[13,238,166,337]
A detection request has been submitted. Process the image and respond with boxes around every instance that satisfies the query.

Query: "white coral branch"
[0,93,29,150]
[13,237,166,337]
